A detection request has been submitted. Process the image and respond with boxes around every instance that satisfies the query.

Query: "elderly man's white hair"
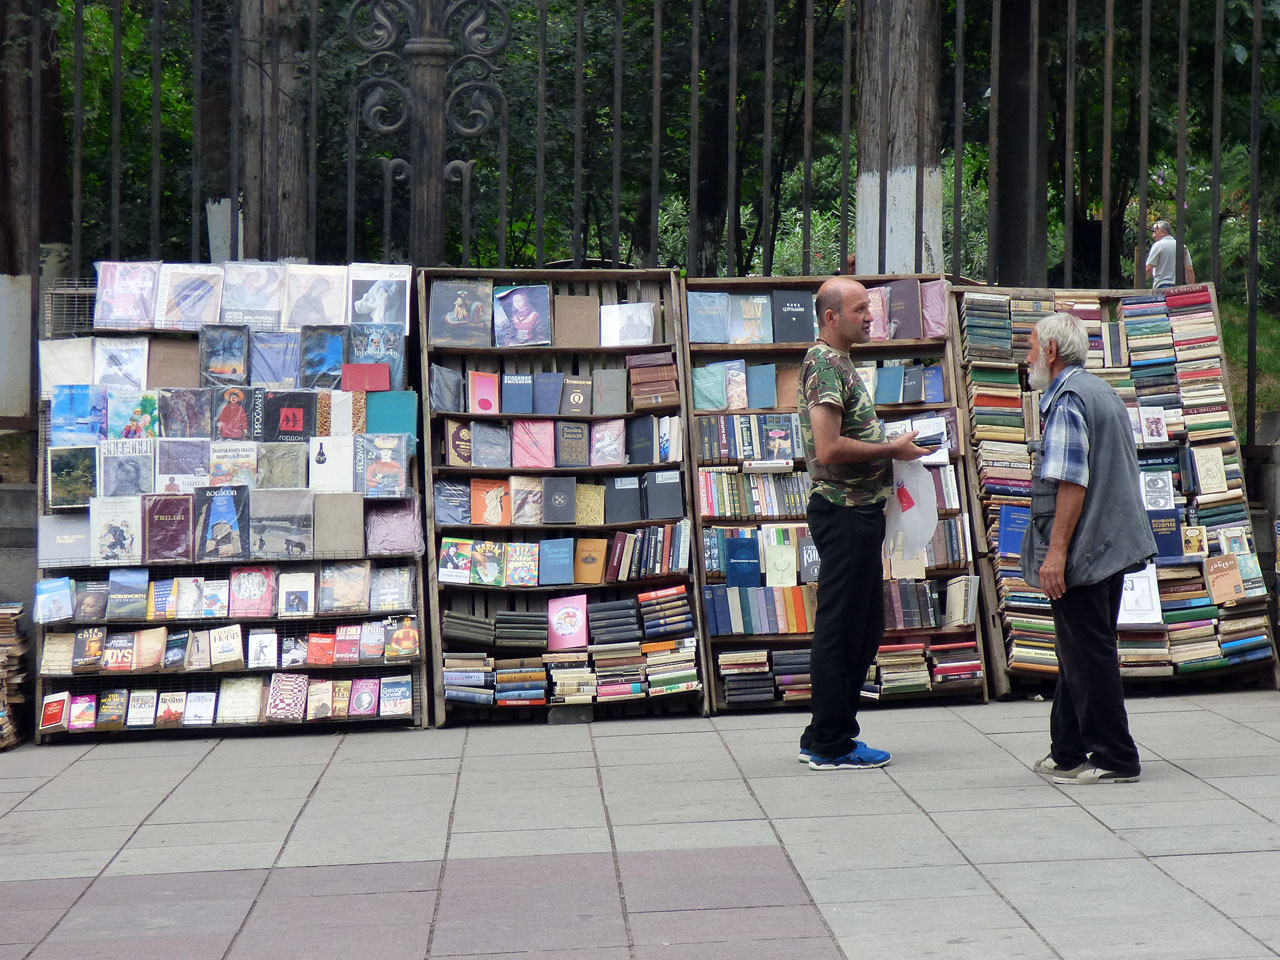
[1035,312,1088,367]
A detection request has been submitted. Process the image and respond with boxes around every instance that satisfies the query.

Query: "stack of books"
[967,365,1026,444]
[546,651,595,704]
[441,610,495,649]
[494,611,548,650]
[643,637,701,697]
[876,642,931,695]
[959,292,1013,361]
[493,656,547,706]
[441,651,495,705]
[1115,564,1172,677]
[929,639,983,685]
[772,648,811,701]
[1056,294,1106,369]
[0,603,23,748]
[628,350,680,411]
[591,641,645,701]
[717,649,773,704]
[588,597,641,643]
[1009,298,1053,359]
[1160,562,1223,669]
[640,585,694,639]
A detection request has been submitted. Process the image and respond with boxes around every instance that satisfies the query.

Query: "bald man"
[797,277,926,771]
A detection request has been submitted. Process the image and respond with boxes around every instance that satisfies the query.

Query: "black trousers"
[800,495,885,759]
[1049,570,1141,773]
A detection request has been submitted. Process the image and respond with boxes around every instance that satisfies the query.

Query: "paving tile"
[445,951,630,960]
[447,751,592,773]
[0,877,91,911]
[596,745,733,768]
[730,748,825,780]
[1086,798,1268,830]
[81,869,267,904]
[618,846,809,912]
[450,786,605,833]
[0,946,35,960]
[1035,918,1268,960]
[126,819,294,849]
[603,778,764,825]
[145,796,309,826]
[0,746,93,779]
[776,813,964,870]
[1055,760,1229,806]
[712,712,808,731]
[1175,755,1280,779]
[1206,774,1280,800]
[104,840,283,876]
[0,908,70,945]
[598,758,742,785]
[320,758,460,779]
[197,736,341,769]
[634,939,843,960]
[0,850,117,882]
[821,894,1028,938]
[446,826,613,859]
[887,765,1039,792]
[591,730,724,755]
[80,739,216,760]
[905,783,1073,813]
[1117,821,1280,857]
[1158,852,1280,918]
[31,933,234,960]
[461,726,593,757]
[458,765,599,791]
[0,777,53,794]
[330,728,465,762]
[1235,916,1280,951]
[802,863,991,905]
[260,861,441,897]
[226,922,429,960]
[0,822,135,855]
[732,772,906,820]
[836,927,1057,960]
[592,716,713,737]
[628,904,829,944]
[930,806,1140,864]
[611,818,778,853]
[244,889,434,926]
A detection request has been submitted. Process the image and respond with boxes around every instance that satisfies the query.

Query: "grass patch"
[1217,297,1280,437]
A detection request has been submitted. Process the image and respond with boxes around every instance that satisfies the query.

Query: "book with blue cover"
[433,479,470,525]
[537,538,575,585]
[366,391,418,451]
[873,365,905,405]
[1147,508,1184,559]
[922,364,945,403]
[350,323,405,390]
[728,294,773,344]
[501,374,534,414]
[249,332,301,388]
[532,372,564,415]
[745,364,777,409]
[686,291,730,343]
[51,385,108,446]
[725,537,762,588]
[997,505,1030,558]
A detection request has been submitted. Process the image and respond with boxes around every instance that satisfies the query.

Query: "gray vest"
[1020,369,1157,589]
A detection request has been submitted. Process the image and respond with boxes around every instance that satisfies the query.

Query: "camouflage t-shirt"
[797,341,890,506]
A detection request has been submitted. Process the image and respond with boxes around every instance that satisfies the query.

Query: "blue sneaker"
[797,747,812,764]
[808,741,892,770]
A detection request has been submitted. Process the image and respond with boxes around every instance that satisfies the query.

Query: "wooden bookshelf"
[953,281,1279,696]
[681,275,989,713]
[32,283,431,740]
[418,268,708,724]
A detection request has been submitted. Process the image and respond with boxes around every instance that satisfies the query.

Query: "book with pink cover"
[347,677,380,717]
[589,419,626,466]
[511,420,556,469]
[547,593,588,650]
[467,371,500,414]
[266,672,308,722]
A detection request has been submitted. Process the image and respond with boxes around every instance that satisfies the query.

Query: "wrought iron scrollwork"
[443,0,510,142]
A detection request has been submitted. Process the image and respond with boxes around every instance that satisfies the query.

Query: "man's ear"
[1043,339,1057,363]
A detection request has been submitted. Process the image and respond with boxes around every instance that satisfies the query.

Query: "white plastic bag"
[884,458,939,561]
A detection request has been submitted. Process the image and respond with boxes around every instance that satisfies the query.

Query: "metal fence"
[10,0,1275,439]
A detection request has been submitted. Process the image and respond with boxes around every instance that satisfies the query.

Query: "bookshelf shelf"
[42,659,422,680]
[684,274,988,713]
[420,267,709,724]
[39,551,423,572]
[47,606,418,628]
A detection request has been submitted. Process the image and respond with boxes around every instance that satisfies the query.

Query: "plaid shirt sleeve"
[1039,392,1090,487]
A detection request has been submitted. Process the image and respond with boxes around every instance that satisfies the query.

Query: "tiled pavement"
[5,692,1280,958]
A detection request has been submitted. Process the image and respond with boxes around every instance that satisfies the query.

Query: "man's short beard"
[1028,354,1052,392]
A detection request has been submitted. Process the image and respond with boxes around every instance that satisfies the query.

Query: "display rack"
[681,275,988,712]
[955,282,1278,697]
[32,277,430,739]
[418,268,707,724]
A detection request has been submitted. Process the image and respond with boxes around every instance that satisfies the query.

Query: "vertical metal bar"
[915,9,928,275]
[874,0,889,274]
[535,0,547,266]
[346,91,356,263]
[1246,0,1261,444]
[269,1,281,259]
[611,0,623,267]
[571,0,586,265]
[686,0,700,274]
[951,0,964,282]
[150,0,161,259]
[649,0,661,269]
[726,0,739,275]
[308,0,318,262]
[986,0,1000,284]
[802,0,814,275]
[382,161,394,262]
[1100,0,1112,287]
[1137,0,1150,281]
[761,0,774,275]
[1063,0,1074,286]
[192,0,203,260]
[840,0,852,275]
[111,0,122,259]
[1025,0,1039,282]
[1210,0,1224,289]
[72,0,84,277]
[28,0,41,483]
[497,120,508,268]
[229,3,241,261]
[1175,0,1188,285]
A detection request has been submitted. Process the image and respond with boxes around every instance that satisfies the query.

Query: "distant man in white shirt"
[1145,220,1195,288]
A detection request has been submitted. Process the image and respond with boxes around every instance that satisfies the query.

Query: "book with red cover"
[142,493,195,562]
[511,420,556,469]
[39,692,71,732]
[306,633,336,665]
[228,566,277,618]
[341,363,390,392]
[605,531,628,582]
[469,478,511,525]
[467,370,500,414]
[333,624,362,664]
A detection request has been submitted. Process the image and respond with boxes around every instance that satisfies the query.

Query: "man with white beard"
[1021,313,1156,785]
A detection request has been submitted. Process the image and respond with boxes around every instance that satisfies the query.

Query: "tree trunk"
[0,5,33,276]
[855,0,942,274]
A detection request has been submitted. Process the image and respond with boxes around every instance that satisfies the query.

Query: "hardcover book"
[93,260,160,328]
[200,324,250,387]
[47,446,97,509]
[470,478,511,525]
[40,339,93,397]
[89,496,143,564]
[469,421,512,469]
[641,470,683,520]
[141,493,195,562]
[348,262,413,334]
[592,368,628,416]
[427,278,493,346]
[364,497,423,556]
[573,539,609,584]
[428,364,464,413]
[250,488,314,558]
[211,386,260,441]
[221,261,286,328]
[341,362,389,393]
[542,476,577,524]
[99,438,155,497]
[317,560,371,613]
[262,390,318,442]
[533,372,565,414]
[686,291,730,343]
[106,388,159,439]
[548,594,589,650]
[209,440,257,488]
[603,476,642,524]
[281,264,349,329]
[468,370,500,414]
[511,420,556,470]
[369,565,413,610]
[553,294,600,347]
[355,433,410,497]
[510,475,543,525]
[365,390,417,438]
[469,540,505,586]
[501,374,534,414]
[433,478,470,525]
[228,566,277,618]
[313,491,365,555]
[559,377,593,415]
[555,421,589,467]
[39,692,71,733]
[590,419,626,466]
[146,338,201,389]
[93,336,148,390]
[537,538,574,584]
[771,289,816,343]
[494,284,552,347]
[255,442,308,488]
[300,325,349,389]
[308,436,354,492]
[350,322,406,389]
[194,484,249,561]
[504,542,539,587]
[154,263,224,330]
[728,293,773,344]
[437,537,474,584]
[599,302,656,347]
[155,437,211,493]
[50,384,107,446]
[575,483,605,525]
[443,418,471,465]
